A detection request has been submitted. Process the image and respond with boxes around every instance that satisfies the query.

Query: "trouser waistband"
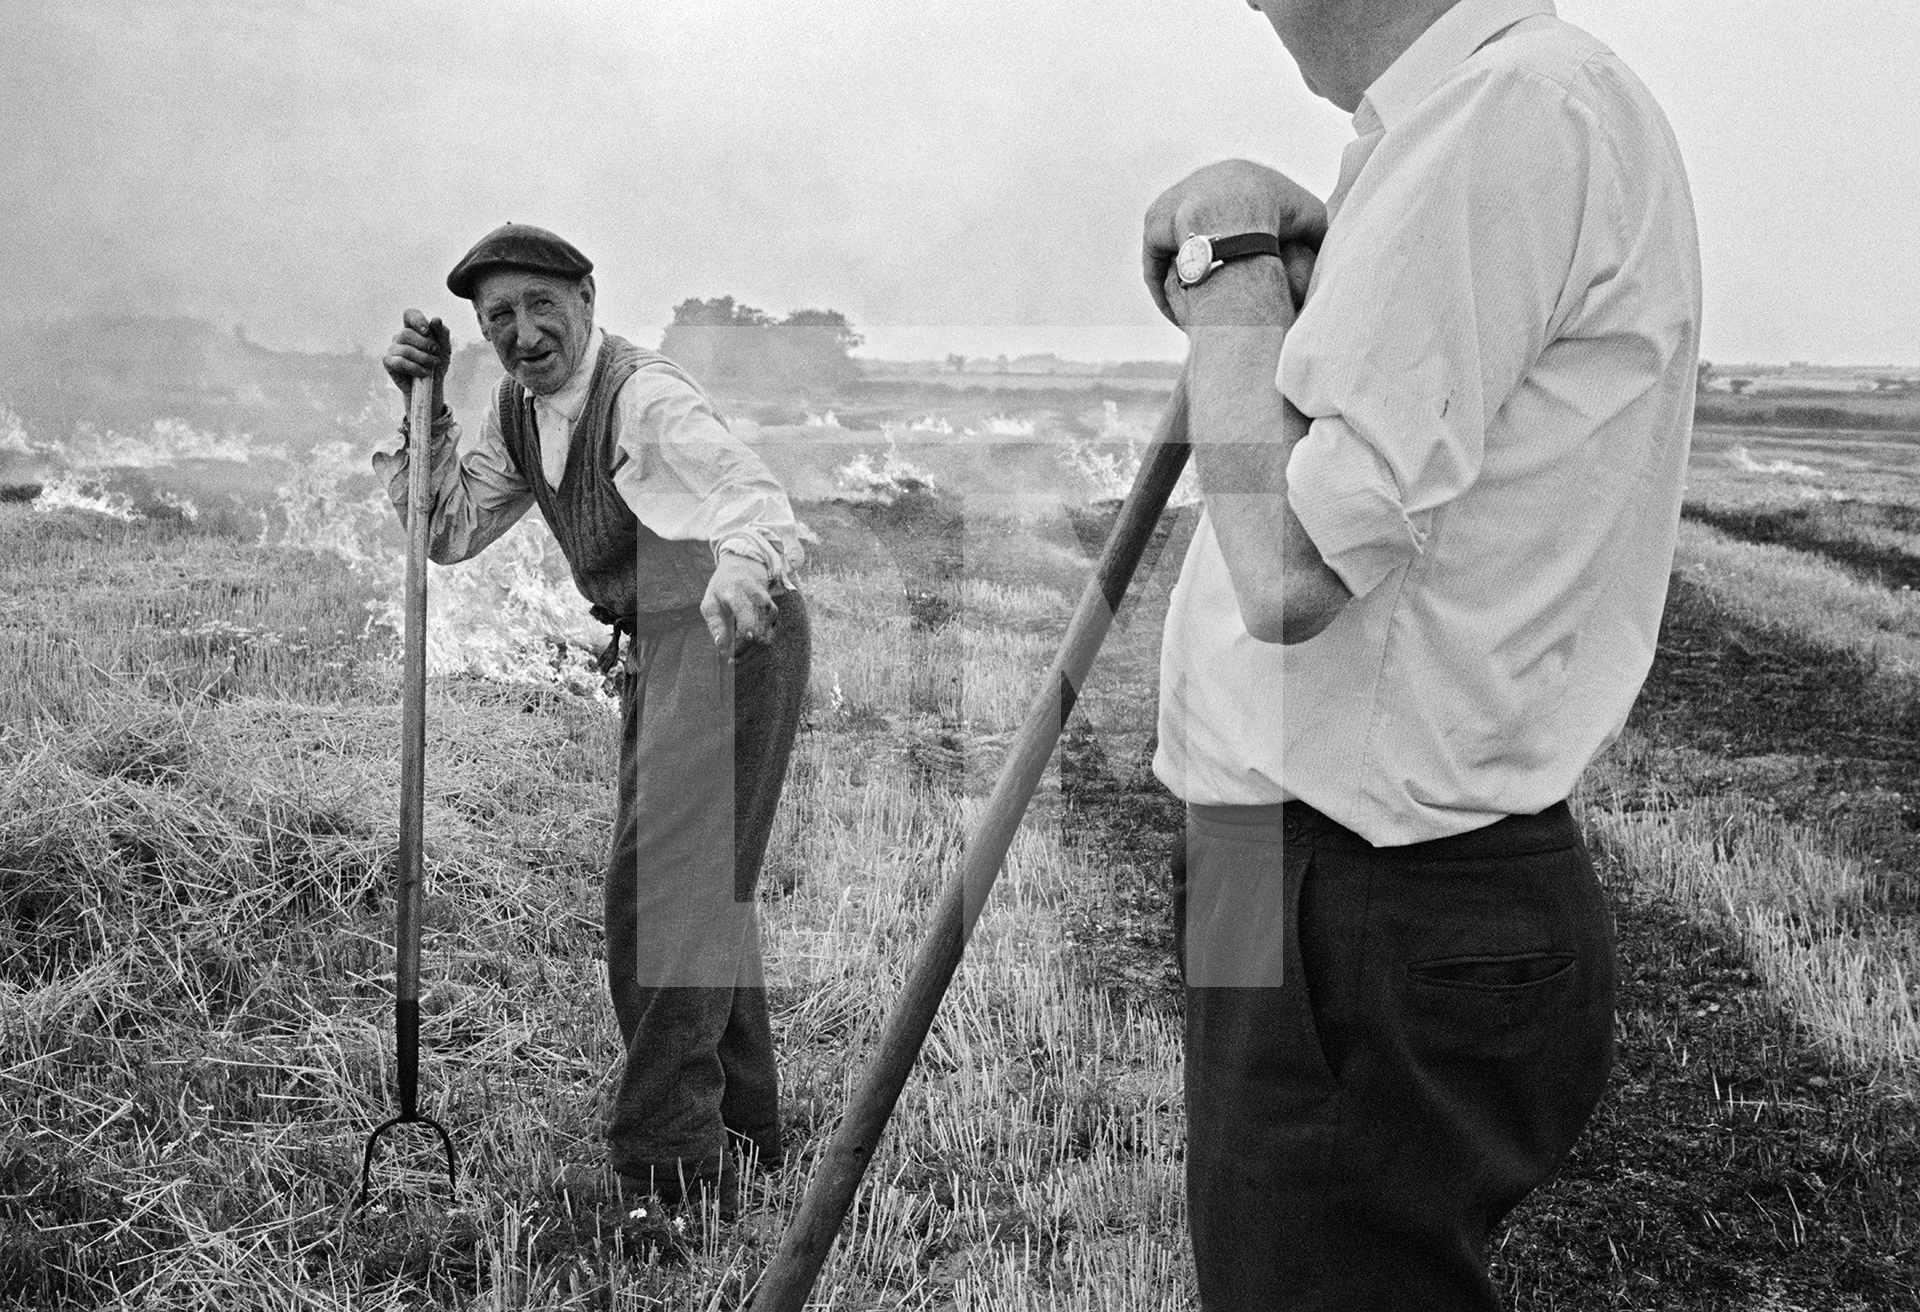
[1186,798,1579,860]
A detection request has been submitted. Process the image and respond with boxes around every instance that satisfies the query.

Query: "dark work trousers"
[1176,799,1616,1312]
[603,590,809,1188]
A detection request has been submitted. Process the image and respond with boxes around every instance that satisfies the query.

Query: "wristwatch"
[1174,232,1285,287]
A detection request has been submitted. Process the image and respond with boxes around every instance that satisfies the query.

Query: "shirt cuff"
[1285,415,1423,598]
[372,411,462,505]
[716,530,801,587]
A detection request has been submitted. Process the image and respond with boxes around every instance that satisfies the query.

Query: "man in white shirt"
[378,224,810,1220]
[1140,1,1698,1305]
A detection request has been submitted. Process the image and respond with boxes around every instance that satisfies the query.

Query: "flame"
[1729,446,1824,479]
[279,442,612,694]
[14,405,613,696]
[975,414,1035,438]
[834,437,937,504]
[32,472,141,521]
[21,416,284,469]
[1058,400,1198,506]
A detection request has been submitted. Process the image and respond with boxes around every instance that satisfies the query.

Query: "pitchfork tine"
[358,1111,459,1203]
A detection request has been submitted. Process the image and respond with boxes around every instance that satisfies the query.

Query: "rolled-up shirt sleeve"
[371,403,537,565]
[1283,62,1609,598]
[610,366,805,584]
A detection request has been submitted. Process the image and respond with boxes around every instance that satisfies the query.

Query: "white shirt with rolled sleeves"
[1154,0,1702,846]
[372,326,803,581]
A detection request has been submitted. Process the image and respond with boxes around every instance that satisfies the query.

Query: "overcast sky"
[3,0,1915,365]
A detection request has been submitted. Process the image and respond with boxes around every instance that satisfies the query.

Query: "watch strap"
[1207,232,1284,264]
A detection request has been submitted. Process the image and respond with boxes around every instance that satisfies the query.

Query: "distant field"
[1689,423,1920,501]
[856,371,1179,394]
[1694,389,1920,433]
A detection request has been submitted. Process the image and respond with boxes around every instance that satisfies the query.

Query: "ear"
[578,275,596,311]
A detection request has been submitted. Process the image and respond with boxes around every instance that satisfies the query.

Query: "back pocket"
[1408,952,1575,990]
[1403,953,1584,1060]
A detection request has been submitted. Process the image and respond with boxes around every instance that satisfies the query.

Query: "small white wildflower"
[628,1205,648,1220]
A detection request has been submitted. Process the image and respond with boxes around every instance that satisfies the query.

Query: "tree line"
[659,297,862,390]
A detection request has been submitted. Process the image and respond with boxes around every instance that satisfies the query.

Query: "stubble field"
[2,373,1917,1309]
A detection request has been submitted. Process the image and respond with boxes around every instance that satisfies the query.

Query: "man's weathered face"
[472,269,595,396]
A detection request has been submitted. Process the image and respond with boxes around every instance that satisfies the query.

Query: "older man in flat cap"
[376,222,809,1218]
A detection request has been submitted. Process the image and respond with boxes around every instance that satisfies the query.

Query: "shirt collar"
[535,325,605,422]
[1355,0,1555,133]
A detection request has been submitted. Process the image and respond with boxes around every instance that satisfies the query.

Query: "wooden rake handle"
[749,375,1192,1310]
[396,371,436,1070]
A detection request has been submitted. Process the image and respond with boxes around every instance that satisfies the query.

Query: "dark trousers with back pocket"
[1177,798,1616,1311]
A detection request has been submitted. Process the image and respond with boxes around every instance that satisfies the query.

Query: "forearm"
[371,409,534,565]
[679,476,800,584]
[1184,262,1352,644]
[616,371,804,584]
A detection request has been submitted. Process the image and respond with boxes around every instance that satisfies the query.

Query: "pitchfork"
[357,340,459,1204]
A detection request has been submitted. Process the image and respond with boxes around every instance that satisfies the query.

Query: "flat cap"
[446,223,593,299]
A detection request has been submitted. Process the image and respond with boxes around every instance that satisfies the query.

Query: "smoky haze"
[3,0,1916,365]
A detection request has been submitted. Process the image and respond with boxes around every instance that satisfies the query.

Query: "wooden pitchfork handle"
[357,357,459,1203]
[748,374,1191,1309]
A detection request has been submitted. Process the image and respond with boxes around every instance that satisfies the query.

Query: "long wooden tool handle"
[394,373,437,1113]
[750,375,1192,1311]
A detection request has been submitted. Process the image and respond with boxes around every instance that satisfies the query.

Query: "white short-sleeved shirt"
[1155,0,1702,845]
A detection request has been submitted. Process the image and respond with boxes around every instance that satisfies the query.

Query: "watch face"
[1174,234,1214,287]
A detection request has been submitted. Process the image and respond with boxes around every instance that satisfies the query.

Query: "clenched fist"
[382,309,452,417]
[1143,160,1327,324]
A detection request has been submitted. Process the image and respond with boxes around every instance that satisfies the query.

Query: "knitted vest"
[496,333,716,629]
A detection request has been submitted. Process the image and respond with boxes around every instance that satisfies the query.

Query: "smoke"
[0,0,1333,356]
